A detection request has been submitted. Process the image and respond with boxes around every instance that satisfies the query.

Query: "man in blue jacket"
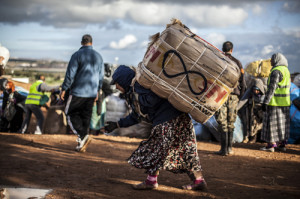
[60,34,104,152]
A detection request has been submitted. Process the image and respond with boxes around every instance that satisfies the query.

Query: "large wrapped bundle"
[245,59,272,77]
[136,19,241,123]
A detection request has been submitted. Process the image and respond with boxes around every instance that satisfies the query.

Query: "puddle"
[1,187,52,199]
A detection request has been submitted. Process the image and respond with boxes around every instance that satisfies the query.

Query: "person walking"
[19,75,59,134]
[104,65,207,191]
[260,53,291,152]
[60,34,104,152]
[215,41,246,156]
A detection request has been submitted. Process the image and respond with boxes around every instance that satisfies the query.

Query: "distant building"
[7,58,68,68]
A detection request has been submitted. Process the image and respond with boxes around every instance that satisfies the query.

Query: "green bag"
[40,95,49,106]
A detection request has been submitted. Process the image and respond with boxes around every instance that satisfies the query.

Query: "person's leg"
[31,105,44,134]
[19,105,32,134]
[65,96,93,152]
[277,140,287,152]
[0,117,9,132]
[79,98,95,138]
[227,95,239,155]
[215,101,229,156]
[182,170,207,191]
[65,95,85,139]
[132,170,159,190]
[9,109,24,132]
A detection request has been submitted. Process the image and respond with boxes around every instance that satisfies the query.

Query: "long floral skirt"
[128,113,202,175]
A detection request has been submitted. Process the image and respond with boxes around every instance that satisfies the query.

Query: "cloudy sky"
[0,0,299,73]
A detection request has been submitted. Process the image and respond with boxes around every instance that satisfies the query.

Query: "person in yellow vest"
[19,75,60,134]
[260,53,291,152]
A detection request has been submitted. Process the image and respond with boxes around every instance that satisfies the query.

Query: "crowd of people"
[0,34,297,192]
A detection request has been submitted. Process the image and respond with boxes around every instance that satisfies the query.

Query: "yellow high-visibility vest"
[268,66,290,106]
[25,80,43,105]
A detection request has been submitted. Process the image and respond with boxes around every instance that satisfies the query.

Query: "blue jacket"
[62,46,104,98]
[113,65,183,127]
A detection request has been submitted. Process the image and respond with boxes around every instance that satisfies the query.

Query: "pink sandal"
[132,181,158,190]
[182,180,208,191]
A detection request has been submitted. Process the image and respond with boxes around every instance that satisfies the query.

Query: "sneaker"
[260,146,275,152]
[277,146,286,152]
[34,130,42,135]
[132,181,158,190]
[182,180,208,191]
[34,126,42,135]
[75,135,92,152]
[214,150,228,156]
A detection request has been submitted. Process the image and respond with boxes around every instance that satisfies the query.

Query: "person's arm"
[104,112,139,133]
[117,112,139,128]
[236,59,246,98]
[37,83,60,92]
[263,70,282,105]
[237,88,251,110]
[14,92,26,104]
[61,53,79,92]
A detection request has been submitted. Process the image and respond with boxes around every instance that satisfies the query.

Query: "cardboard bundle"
[245,59,272,78]
[136,19,241,123]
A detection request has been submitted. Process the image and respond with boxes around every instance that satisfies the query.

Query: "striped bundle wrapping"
[136,19,240,123]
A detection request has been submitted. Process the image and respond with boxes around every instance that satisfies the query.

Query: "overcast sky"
[0,0,299,73]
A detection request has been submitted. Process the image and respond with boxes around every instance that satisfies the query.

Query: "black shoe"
[214,150,228,156]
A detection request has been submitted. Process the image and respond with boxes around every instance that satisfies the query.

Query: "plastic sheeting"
[90,100,106,130]
[289,83,300,144]
[193,115,244,143]
[105,94,127,122]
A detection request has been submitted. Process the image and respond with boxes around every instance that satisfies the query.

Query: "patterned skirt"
[128,113,202,175]
[261,106,290,143]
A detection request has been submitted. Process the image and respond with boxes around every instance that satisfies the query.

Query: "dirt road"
[0,133,299,199]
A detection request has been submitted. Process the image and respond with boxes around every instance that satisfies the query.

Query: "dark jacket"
[112,65,183,127]
[238,78,266,110]
[2,91,26,112]
[225,53,246,98]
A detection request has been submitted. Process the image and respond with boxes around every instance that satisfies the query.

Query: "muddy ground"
[0,133,299,199]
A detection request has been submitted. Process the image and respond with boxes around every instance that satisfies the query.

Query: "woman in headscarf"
[1,81,26,132]
[260,53,291,152]
[104,65,207,191]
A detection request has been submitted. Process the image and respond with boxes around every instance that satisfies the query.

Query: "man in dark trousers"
[60,34,104,152]
[19,75,59,134]
[215,41,246,156]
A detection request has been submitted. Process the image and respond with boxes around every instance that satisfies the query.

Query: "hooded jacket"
[237,78,267,110]
[112,65,183,127]
[263,53,290,106]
